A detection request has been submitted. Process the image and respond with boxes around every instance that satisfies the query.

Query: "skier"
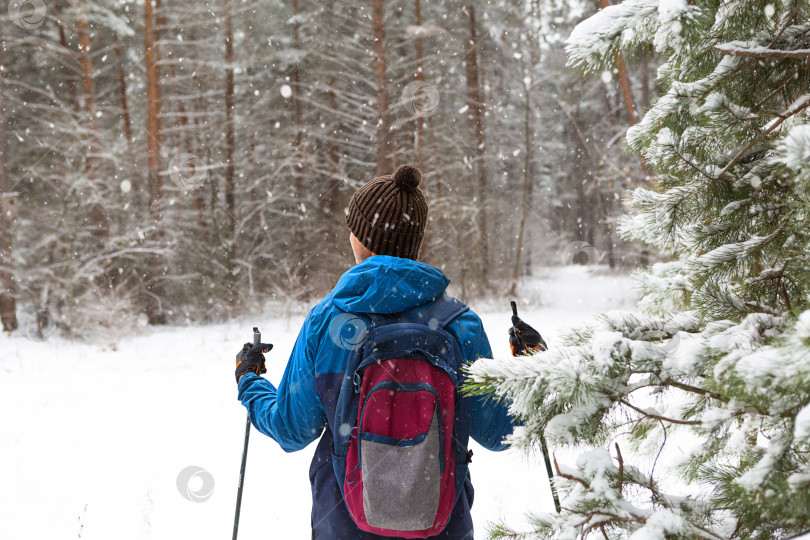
[235,165,536,539]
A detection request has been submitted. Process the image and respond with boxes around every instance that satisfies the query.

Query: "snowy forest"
[2,0,810,540]
[0,0,652,337]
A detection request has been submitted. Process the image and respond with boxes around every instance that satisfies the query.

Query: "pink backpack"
[331,294,473,538]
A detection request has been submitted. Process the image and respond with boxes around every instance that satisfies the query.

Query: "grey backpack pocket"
[359,412,442,531]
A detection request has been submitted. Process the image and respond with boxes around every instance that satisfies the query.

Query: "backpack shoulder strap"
[367,293,469,329]
[410,293,469,329]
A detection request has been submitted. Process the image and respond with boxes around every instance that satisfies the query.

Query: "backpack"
[330,293,473,538]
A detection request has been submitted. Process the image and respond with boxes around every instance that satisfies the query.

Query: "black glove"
[235,342,273,383]
[509,301,547,357]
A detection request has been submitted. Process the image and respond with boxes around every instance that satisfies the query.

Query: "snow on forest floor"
[0,265,638,540]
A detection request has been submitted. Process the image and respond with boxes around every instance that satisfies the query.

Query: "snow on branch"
[566,0,659,73]
[691,227,785,271]
[466,305,810,537]
[715,94,810,181]
[714,42,810,59]
[625,55,742,152]
[771,123,810,180]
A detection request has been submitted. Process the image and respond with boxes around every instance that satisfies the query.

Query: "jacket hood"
[331,255,450,314]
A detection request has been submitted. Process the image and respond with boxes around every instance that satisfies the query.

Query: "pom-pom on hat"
[346,165,428,260]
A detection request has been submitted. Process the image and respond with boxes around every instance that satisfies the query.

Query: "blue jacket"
[238,255,514,539]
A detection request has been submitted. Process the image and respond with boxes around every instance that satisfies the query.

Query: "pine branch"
[619,398,702,425]
[666,381,726,402]
[716,94,810,181]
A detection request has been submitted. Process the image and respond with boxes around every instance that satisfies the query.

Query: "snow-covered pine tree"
[467,1,810,538]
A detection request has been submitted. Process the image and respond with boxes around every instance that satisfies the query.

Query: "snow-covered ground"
[0,265,638,539]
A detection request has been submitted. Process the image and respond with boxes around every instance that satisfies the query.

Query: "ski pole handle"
[511,301,518,318]
[252,327,271,354]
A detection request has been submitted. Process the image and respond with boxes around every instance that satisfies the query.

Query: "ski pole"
[510,302,561,513]
[232,326,261,540]
[540,435,561,513]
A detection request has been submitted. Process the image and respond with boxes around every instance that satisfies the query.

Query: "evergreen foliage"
[468,1,810,537]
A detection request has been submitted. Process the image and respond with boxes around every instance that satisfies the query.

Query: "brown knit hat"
[346,165,428,260]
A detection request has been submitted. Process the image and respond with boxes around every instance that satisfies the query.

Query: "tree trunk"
[221,0,243,310]
[421,113,446,265]
[76,9,98,122]
[223,0,235,219]
[114,36,134,152]
[640,46,650,112]
[0,21,17,332]
[154,0,165,124]
[414,0,425,171]
[290,0,309,287]
[373,0,391,176]
[511,47,536,297]
[144,0,166,324]
[323,67,342,222]
[77,0,109,255]
[189,28,207,234]
[245,61,260,232]
[463,3,489,286]
[598,0,639,124]
[56,11,79,113]
[615,53,638,124]
[157,3,192,161]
